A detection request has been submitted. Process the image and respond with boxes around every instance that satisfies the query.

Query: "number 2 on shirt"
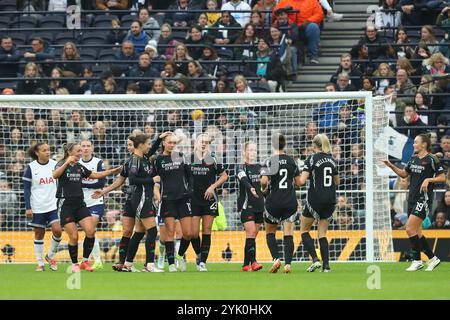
[279,169,288,189]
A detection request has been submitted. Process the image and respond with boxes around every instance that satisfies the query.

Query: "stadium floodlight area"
[0,92,394,263]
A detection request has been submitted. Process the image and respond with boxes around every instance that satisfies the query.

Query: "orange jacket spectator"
[273,0,324,26]
[96,0,129,10]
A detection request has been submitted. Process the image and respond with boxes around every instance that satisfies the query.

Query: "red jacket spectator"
[272,0,324,26]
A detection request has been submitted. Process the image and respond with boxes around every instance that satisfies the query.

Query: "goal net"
[0,93,394,264]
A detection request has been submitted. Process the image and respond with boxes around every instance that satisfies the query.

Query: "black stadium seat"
[28,32,54,45]
[80,48,98,60]
[93,15,118,28]
[54,31,79,45]
[121,14,136,28]
[40,15,66,28]
[0,16,10,28]
[171,31,187,42]
[10,16,38,28]
[98,49,116,61]
[81,32,107,44]
[8,32,27,45]
[0,0,16,12]
[217,49,234,60]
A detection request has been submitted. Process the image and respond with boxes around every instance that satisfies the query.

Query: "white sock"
[91,236,101,263]
[159,241,166,256]
[34,240,44,265]
[47,235,61,259]
[175,239,181,255]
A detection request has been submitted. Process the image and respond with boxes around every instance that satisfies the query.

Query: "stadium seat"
[217,49,234,60]
[121,14,136,28]
[81,32,107,44]
[0,16,11,28]
[0,0,16,12]
[54,31,80,44]
[40,15,66,28]
[226,64,244,78]
[8,32,27,45]
[249,82,271,93]
[98,49,117,61]
[28,32,54,45]
[54,47,63,58]
[171,31,187,42]
[80,48,99,60]
[10,16,38,28]
[93,15,118,28]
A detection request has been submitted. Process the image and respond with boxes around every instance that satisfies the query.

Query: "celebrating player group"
[23,130,444,273]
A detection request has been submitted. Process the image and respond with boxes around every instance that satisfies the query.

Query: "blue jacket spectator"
[114,41,139,75]
[23,37,56,76]
[124,21,151,54]
[0,36,22,78]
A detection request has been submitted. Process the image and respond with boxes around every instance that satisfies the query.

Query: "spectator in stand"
[412,42,432,72]
[23,37,55,76]
[6,150,26,191]
[273,7,299,46]
[124,21,151,54]
[206,0,221,26]
[126,83,139,94]
[187,61,213,93]
[431,211,450,229]
[361,76,376,94]
[395,68,417,105]
[48,109,67,145]
[128,52,159,93]
[351,44,376,76]
[47,67,75,94]
[96,0,129,13]
[209,11,242,45]
[335,206,356,230]
[144,40,164,73]
[138,7,161,42]
[414,91,429,124]
[22,109,36,138]
[312,82,346,129]
[16,63,47,95]
[221,0,252,28]
[397,104,426,138]
[234,24,259,60]
[157,24,177,60]
[150,78,173,94]
[164,0,197,28]
[438,31,450,60]
[253,0,276,26]
[395,27,414,59]
[170,43,193,76]
[29,119,57,148]
[436,115,449,140]
[422,52,450,76]
[106,18,127,45]
[336,72,356,92]
[92,121,115,160]
[185,25,211,60]
[197,13,211,34]
[273,0,324,64]
[114,41,139,76]
[246,37,286,92]
[77,66,95,94]
[397,0,432,26]
[251,10,269,39]
[0,36,22,80]
[295,120,317,152]
[435,135,450,162]
[336,104,360,157]
[199,43,227,79]
[58,42,83,77]
[214,75,232,93]
[375,0,402,30]
[66,110,92,142]
[8,128,26,154]
[373,63,395,95]
[434,189,450,218]
[101,78,123,94]
[330,53,362,90]
[353,25,387,61]
[269,24,297,79]
[160,61,184,93]
[430,131,440,153]
[176,75,195,93]
[419,25,439,55]
[391,177,409,219]
[0,180,19,231]
[396,56,421,85]
[234,75,252,93]
[436,6,450,27]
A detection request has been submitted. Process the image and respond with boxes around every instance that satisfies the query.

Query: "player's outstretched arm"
[421,172,446,193]
[89,166,122,180]
[53,156,77,179]
[92,175,126,199]
[260,176,269,193]
[383,160,408,178]
[297,171,309,186]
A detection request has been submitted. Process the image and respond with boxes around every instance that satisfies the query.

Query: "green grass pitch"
[1,262,449,300]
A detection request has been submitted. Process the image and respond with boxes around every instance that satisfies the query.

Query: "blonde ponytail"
[312,134,332,154]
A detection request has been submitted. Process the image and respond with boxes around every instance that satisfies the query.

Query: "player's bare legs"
[300,215,322,272]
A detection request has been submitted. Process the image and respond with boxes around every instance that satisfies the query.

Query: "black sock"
[191,236,201,256]
[283,235,294,265]
[82,237,95,260]
[178,237,191,257]
[118,236,130,264]
[243,238,251,266]
[419,236,435,259]
[409,235,421,261]
[319,237,330,268]
[166,241,175,265]
[145,227,157,264]
[244,238,256,265]
[266,233,279,260]
[200,234,211,263]
[125,232,145,263]
[68,244,78,264]
[301,232,319,262]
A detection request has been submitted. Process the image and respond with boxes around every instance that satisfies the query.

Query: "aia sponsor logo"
[39,177,55,185]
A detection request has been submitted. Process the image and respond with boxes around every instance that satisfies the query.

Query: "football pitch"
[0,262,449,300]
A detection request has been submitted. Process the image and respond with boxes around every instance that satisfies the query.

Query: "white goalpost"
[0,92,395,264]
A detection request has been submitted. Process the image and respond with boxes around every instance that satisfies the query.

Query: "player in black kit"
[384,133,445,272]
[261,133,302,274]
[190,134,228,272]
[53,143,121,273]
[237,141,264,272]
[298,134,340,273]
[153,132,194,272]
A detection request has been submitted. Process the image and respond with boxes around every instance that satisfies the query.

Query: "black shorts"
[302,200,335,221]
[123,196,156,219]
[241,210,264,224]
[264,204,298,225]
[191,201,218,217]
[408,196,431,221]
[159,197,192,220]
[57,198,91,227]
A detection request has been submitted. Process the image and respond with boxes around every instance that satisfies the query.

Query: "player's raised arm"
[53,155,78,179]
[383,159,409,178]
[89,166,122,180]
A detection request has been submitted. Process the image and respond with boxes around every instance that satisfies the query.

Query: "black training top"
[303,152,339,205]
[55,161,92,199]
[128,154,156,198]
[153,152,192,200]
[405,153,444,204]
[261,154,300,209]
[190,153,225,205]
[237,163,265,213]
